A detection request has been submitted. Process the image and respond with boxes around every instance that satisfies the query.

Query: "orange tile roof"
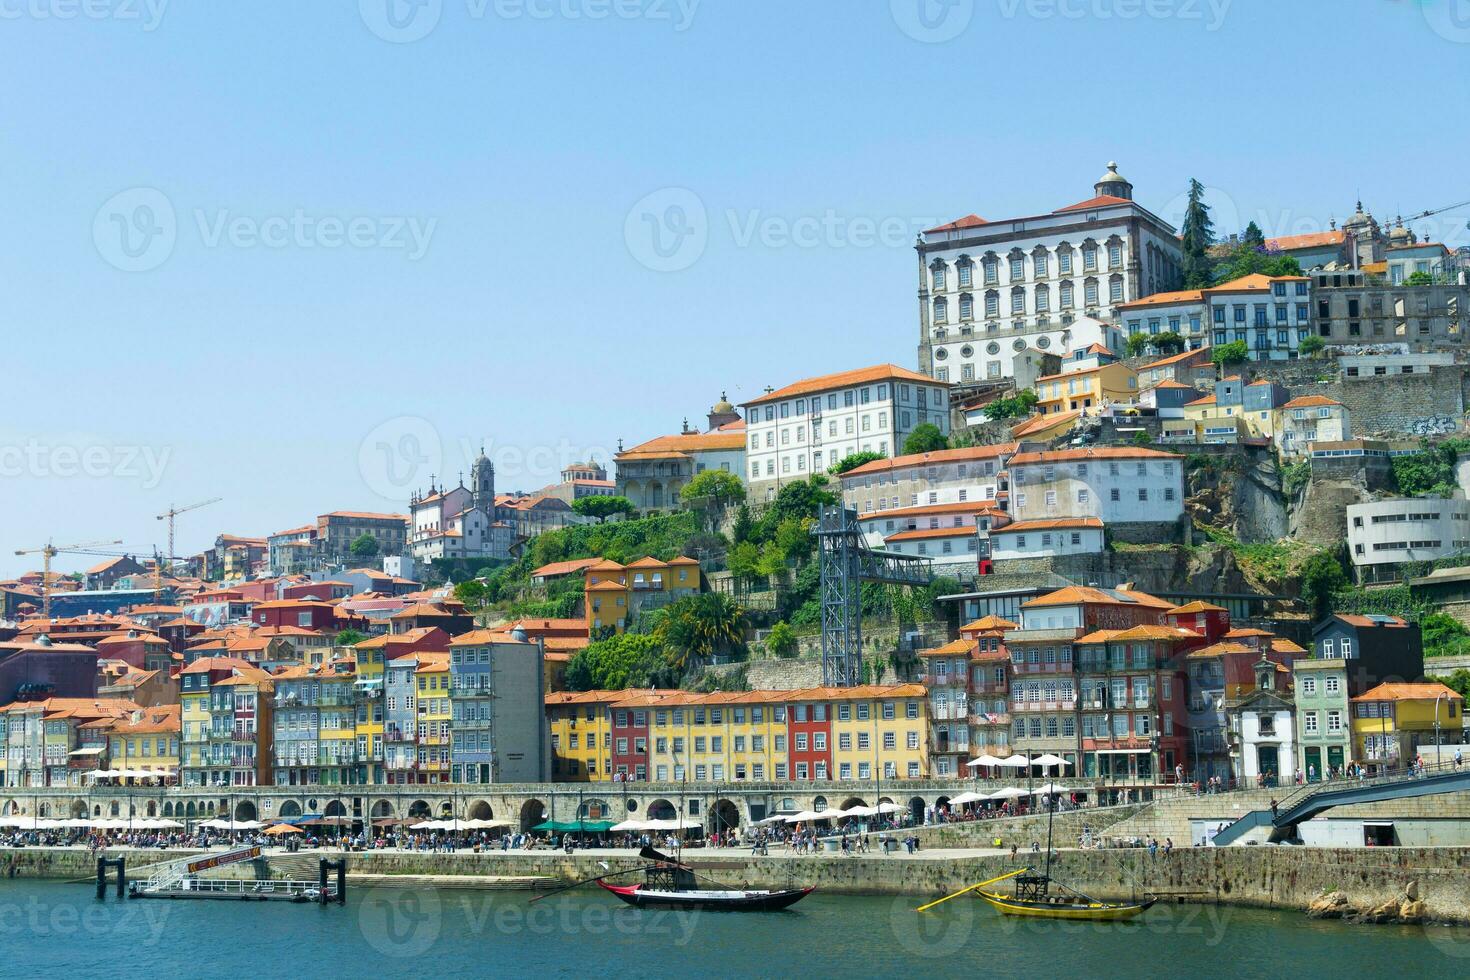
[111,704,181,735]
[742,364,945,407]
[319,511,408,522]
[923,214,989,234]
[1010,410,1081,438]
[921,638,976,657]
[585,559,625,571]
[1208,272,1308,293]
[884,526,977,542]
[532,557,603,579]
[1168,600,1227,614]
[842,442,1018,478]
[1116,288,1206,310]
[1352,682,1463,703]
[1151,380,1197,390]
[585,580,629,592]
[1008,447,1181,466]
[620,430,747,455]
[1053,194,1134,213]
[1185,394,1218,407]
[1282,395,1343,409]
[1138,348,1210,370]
[962,615,1019,632]
[448,629,533,646]
[992,517,1104,533]
[1022,585,1172,610]
[1267,230,1346,250]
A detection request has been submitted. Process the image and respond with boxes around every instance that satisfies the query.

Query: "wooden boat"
[973,871,1155,920]
[596,878,814,912]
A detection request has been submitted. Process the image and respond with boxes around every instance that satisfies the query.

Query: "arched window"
[933,296,948,323]
[959,292,973,321]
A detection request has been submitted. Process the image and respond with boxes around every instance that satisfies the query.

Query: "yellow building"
[107,705,182,780]
[1351,682,1464,768]
[546,691,617,781]
[318,664,359,784]
[414,653,452,782]
[824,685,930,782]
[1033,363,1139,416]
[583,556,702,633]
[351,645,386,784]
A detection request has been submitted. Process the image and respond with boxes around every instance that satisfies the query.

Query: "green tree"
[755,540,789,580]
[830,451,885,475]
[1211,340,1249,367]
[1298,335,1325,358]
[1130,429,1154,446]
[1241,220,1266,250]
[765,620,798,659]
[1125,333,1153,357]
[655,592,747,671]
[349,534,379,559]
[335,628,367,647]
[1179,177,1216,288]
[1392,438,1470,498]
[758,476,837,539]
[1443,668,1470,701]
[1214,241,1303,283]
[774,516,814,563]
[1300,548,1348,618]
[1404,271,1434,286]
[902,422,949,455]
[565,632,675,691]
[572,495,636,524]
[1153,331,1185,354]
[730,503,756,545]
[982,389,1038,422]
[680,470,745,533]
[454,579,491,611]
[1421,612,1470,658]
[726,540,761,585]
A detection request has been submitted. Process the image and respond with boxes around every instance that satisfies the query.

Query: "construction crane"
[155,498,221,568]
[11,539,123,620]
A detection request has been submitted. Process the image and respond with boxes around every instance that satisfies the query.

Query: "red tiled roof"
[923,214,989,234]
[742,364,945,407]
[842,442,1018,478]
[1053,194,1134,213]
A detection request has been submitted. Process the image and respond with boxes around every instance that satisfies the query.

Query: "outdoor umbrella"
[996,755,1031,768]
[950,790,990,806]
[263,824,304,836]
[610,819,645,832]
[783,810,822,824]
[988,787,1029,799]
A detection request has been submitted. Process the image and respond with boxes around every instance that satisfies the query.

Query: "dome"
[1096,161,1128,186]
[1388,221,1412,245]
[1342,200,1375,232]
[1093,161,1133,201]
[711,390,735,414]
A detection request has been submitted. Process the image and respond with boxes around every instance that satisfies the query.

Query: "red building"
[786,696,833,781]
[252,599,338,631]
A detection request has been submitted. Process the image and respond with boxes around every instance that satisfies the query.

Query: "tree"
[1214,242,1303,284]
[902,423,948,455]
[1211,340,1249,367]
[1241,220,1266,250]
[1443,668,1470,702]
[335,628,367,647]
[1392,437,1470,498]
[1125,333,1153,357]
[572,494,635,524]
[726,540,761,585]
[680,470,745,533]
[982,389,1038,422]
[765,621,798,659]
[1421,612,1470,658]
[454,579,490,611]
[1298,335,1325,358]
[1405,271,1435,286]
[565,632,675,691]
[758,476,837,539]
[1130,429,1154,446]
[755,540,788,580]
[830,451,884,476]
[349,534,379,559]
[1153,331,1185,354]
[774,517,814,563]
[730,503,756,545]
[1300,548,1348,618]
[1180,178,1215,289]
[655,592,746,671]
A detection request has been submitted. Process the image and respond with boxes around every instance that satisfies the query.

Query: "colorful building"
[1351,682,1465,770]
[583,557,702,633]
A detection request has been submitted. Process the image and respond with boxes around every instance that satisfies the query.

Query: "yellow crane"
[155,498,221,569]
[11,539,124,620]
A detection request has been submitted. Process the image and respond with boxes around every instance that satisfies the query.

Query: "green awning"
[532,820,615,833]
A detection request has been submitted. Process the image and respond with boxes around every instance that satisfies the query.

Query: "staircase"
[1097,788,1282,843]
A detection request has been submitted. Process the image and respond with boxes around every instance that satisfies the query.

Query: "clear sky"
[3,0,1469,578]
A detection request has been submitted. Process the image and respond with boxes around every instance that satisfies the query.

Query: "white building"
[839,441,1018,518]
[881,525,981,575]
[407,452,511,565]
[985,517,1104,561]
[1230,660,1296,787]
[917,162,1183,383]
[1346,496,1470,581]
[741,364,951,501]
[1116,273,1314,360]
[860,500,1006,550]
[1007,447,1185,526]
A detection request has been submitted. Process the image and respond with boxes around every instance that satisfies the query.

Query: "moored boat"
[973,871,1155,920]
[596,878,814,912]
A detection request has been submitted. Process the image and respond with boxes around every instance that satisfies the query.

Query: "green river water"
[1,880,1467,977]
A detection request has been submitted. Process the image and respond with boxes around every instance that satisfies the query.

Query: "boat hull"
[596,880,814,912]
[975,891,1155,921]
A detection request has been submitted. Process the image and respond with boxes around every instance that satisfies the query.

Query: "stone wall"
[1241,361,1465,438]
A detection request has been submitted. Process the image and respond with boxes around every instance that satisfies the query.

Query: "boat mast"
[1043,785,1054,881]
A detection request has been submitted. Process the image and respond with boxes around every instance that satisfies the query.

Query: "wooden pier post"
[96,857,126,900]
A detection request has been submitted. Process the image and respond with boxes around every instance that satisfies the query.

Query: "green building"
[1293,658,1353,778]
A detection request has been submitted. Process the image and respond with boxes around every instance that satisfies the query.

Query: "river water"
[2,880,1468,976]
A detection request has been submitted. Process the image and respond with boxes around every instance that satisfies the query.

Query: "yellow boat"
[974,872,1156,920]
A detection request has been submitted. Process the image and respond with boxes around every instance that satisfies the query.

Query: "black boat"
[592,847,813,912]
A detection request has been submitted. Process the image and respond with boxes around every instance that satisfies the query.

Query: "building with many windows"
[448,630,546,784]
[1293,657,1352,779]
[917,163,1183,382]
[741,365,951,501]
[1345,498,1470,583]
[1118,273,1313,360]
[1006,447,1185,529]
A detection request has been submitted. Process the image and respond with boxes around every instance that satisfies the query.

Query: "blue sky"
[3,0,1468,577]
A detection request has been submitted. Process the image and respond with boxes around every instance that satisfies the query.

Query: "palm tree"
[657,593,746,672]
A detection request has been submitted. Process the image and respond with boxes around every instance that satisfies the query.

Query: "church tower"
[471,448,495,512]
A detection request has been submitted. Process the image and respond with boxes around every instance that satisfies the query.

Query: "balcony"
[922,674,967,687]
[929,705,968,721]
[969,712,1011,727]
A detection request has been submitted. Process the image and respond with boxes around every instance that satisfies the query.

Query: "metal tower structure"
[815,505,933,687]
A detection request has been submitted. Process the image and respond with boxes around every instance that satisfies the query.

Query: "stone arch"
[935,795,951,815]
[234,801,257,822]
[108,802,119,817]
[279,800,303,818]
[578,798,610,820]
[69,799,87,818]
[467,800,493,821]
[840,797,867,812]
[371,800,394,819]
[185,802,197,818]
[710,799,740,833]
[811,795,828,812]
[146,801,157,817]
[646,798,676,821]
[909,796,925,825]
[163,802,174,817]
[520,799,547,832]
[407,799,431,819]
[437,800,453,817]
[324,800,347,818]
